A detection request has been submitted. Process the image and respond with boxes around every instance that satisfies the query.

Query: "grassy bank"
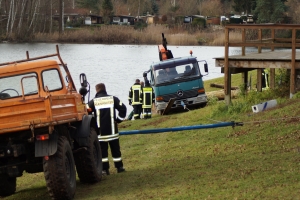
[31,24,240,46]
[3,74,300,200]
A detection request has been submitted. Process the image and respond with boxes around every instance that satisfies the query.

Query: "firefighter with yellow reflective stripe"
[128,79,143,119]
[87,83,127,175]
[141,80,155,119]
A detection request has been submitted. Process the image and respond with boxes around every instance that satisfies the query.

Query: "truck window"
[0,73,38,99]
[154,62,200,84]
[42,69,63,91]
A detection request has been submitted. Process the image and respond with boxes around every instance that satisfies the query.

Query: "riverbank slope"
[4,73,300,199]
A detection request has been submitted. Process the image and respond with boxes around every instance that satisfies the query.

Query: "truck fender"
[74,115,96,146]
[35,131,58,157]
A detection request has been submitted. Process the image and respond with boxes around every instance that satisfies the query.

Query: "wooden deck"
[215,51,300,69]
[214,24,300,105]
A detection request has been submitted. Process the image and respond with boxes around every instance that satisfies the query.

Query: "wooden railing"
[223,24,300,104]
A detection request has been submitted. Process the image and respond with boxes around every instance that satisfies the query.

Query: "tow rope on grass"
[119,121,244,135]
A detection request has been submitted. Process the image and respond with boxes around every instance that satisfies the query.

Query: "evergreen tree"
[232,0,256,14]
[102,0,113,24]
[142,0,151,16]
[151,0,159,15]
[253,0,287,23]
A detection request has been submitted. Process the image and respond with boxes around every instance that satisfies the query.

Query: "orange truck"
[0,45,102,199]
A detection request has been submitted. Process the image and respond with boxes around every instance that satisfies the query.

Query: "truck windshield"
[154,62,200,84]
[0,73,38,100]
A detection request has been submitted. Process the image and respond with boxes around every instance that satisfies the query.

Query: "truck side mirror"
[80,73,87,87]
[204,63,208,73]
[79,73,90,102]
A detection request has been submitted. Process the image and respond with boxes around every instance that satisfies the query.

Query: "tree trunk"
[206,89,239,100]
[6,0,13,36]
[9,0,19,37]
[50,0,53,33]
[17,0,26,35]
[59,0,63,34]
[210,83,239,90]
[28,0,39,31]
[32,0,40,33]
[0,0,2,35]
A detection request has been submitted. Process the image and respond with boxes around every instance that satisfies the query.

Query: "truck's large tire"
[43,136,76,200]
[0,174,16,196]
[74,127,102,183]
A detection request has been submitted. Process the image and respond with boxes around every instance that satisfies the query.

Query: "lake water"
[0,43,241,113]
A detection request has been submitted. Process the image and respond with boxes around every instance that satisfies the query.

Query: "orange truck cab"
[0,46,102,199]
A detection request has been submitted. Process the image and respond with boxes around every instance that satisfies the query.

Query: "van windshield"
[154,62,200,84]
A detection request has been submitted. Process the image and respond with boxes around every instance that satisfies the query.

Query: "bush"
[161,15,167,23]
[175,16,185,24]
[134,21,148,30]
[191,18,206,28]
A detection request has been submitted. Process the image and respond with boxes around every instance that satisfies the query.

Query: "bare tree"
[50,0,53,33]
[6,0,12,36]
[17,0,27,35]
[28,0,39,31]
[200,0,223,16]
[285,0,300,23]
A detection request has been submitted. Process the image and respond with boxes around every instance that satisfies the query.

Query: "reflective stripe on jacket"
[142,87,154,109]
[129,83,142,105]
[88,91,127,142]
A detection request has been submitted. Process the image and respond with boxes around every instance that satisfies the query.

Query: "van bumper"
[156,94,207,111]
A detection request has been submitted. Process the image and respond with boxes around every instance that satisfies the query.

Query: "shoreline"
[2,25,227,46]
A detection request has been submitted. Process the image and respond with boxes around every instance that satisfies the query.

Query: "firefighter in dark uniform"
[128,79,143,119]
[87,83,127,175]
[141,80,155,119]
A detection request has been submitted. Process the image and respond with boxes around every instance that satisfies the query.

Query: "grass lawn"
[4,73,300,200]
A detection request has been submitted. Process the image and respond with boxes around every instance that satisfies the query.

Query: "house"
[84,15,103,25]
[206,17,220,26]
[184,16,192,23]
[229,15,243,24]
[220,15,229,25]
[184,15,206,23]
[56,8,102,26]
[111,15,135,25]
[63,8,89,25]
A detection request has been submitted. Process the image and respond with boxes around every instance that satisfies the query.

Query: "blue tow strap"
[119,121,243,135]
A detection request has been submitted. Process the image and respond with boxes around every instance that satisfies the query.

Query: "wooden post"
[224,27,231,105]
[291,28,296,97]
[257,69,262,92]
[256,28,262,92]
[270,29,275,89]
[242,71,248,91]
[270,69,275,89]
[241,28,247,92]
[258,29,262,53]
[242,29,245,56]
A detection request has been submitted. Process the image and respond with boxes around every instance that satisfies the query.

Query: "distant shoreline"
[3,24,227,46]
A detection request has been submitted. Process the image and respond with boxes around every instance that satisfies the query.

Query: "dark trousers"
[133,104,142,119]
[100,139,123,170]
[142,108,152,118]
